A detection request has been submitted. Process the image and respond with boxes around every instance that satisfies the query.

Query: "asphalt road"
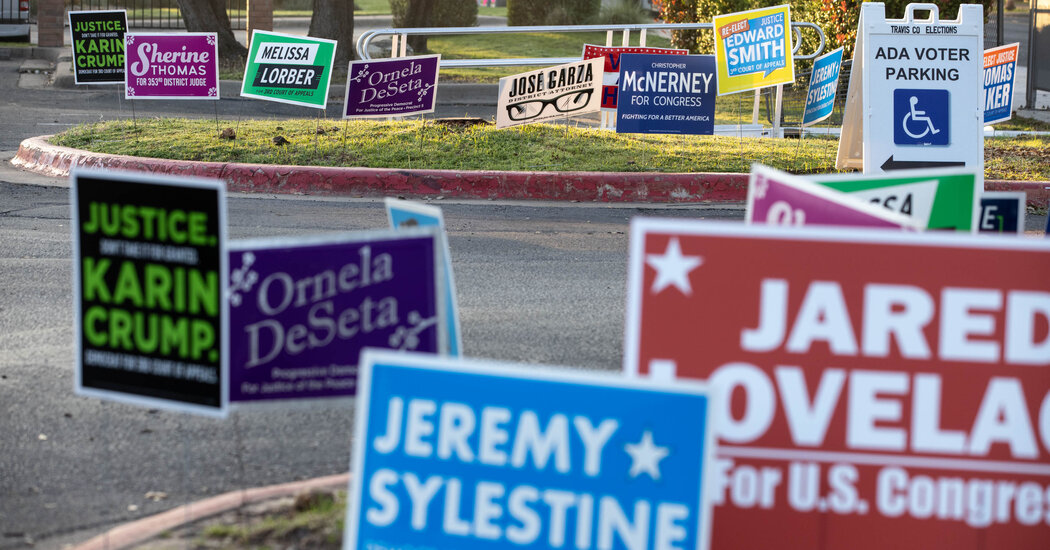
[0,57,743,549]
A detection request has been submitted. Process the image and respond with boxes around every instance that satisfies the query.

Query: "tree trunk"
[309,0,355,68]
[402,0,435,52]
[177,0,248,63]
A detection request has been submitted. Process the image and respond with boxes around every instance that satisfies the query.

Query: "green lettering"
[168,209,187,243]
[188,212,208,245]
[83,306,108,346]
[190,320,215,360]
[144,264,172,310]
[120,204,140,238]
[139,206,158,240]
[188,270,218,316]
[134,312,159,353]
[161,316,189,357]
[82,257,111,302]
[108,308,133,350]
[113,262,143,306]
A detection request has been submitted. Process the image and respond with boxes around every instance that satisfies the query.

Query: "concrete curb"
[12,135,751,203]
[12,136,1050,206]
[69,473,350,550]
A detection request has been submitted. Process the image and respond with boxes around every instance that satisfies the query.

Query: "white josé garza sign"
[854,2,984,174]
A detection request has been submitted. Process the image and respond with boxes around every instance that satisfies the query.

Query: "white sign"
[850,3,984,175]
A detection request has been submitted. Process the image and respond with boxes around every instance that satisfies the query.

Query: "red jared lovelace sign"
[624,219,1050,550]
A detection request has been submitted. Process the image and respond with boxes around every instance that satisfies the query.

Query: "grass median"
[48,118,1050,181]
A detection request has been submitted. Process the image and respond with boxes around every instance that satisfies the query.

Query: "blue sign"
[801,47,843,127]
[345,350,717,550]
[978,192,1025,234]
[893,88,950,146]
[385,198,462,357]
[616,53,717,135]
[725,11,787,78]
[983,44,1019,125]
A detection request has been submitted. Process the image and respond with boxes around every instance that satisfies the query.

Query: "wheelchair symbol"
[902,96,940,139]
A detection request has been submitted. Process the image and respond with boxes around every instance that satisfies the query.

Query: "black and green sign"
[68,10,128,85]
[241,30,337,108]
[72,170,227,416]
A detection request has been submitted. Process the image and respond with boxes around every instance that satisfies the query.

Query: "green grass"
[200,492,344,548]
[48,117,1050,181]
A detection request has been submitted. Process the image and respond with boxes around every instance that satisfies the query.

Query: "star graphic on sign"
[625,430,670,480]
[645,237,703,295]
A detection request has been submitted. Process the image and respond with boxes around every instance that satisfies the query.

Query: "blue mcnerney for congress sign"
[616,54,717,135]
[345,350,717,550]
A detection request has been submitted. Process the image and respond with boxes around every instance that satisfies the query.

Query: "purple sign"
[125,32,219,100]
[227,230,446,403]
[746,165,921,229]
[343,54,440,118]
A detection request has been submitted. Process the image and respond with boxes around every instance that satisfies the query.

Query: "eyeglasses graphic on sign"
[505,89,593,121]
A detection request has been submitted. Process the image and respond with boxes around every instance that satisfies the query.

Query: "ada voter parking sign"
[345,350,717,550]
[624,219,1050,550]
[860,3,983,173]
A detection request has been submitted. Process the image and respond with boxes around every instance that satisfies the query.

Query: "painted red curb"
[69,473,350,550]
[12,136,1050,206]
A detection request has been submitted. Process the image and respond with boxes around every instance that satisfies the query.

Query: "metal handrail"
[356,22,826,67]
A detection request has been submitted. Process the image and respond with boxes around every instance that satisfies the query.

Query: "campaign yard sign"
[979,191,1026,234]
[227,230,445,404]
[241,30,337,109]
[68,10,128,85]
[582,44,688,110]
[983,42,1020,125]
[615,53,717,135]
[384,198,462,357]
[345,349,717,550]
[624,218,1050,550]
[746,165,921,229]
[712,5,794,95]
[72,169,227,417]
[496,58,604,129]
[802,47,843,127]
[124,33,219,100]
[811,167,981,232]
[343,55,440,118]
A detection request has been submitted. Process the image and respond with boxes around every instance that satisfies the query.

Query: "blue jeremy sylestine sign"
[227,229,446,403]
[345,350,717,550]
[616,53,717,135]
[802,47,843,127]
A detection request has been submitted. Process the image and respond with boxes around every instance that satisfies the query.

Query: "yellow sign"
[713,5,795,95]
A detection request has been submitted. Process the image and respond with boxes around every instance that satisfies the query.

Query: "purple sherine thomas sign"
[227,229,447,404]
[343,55,440,118]
[124,32,219,99]
[746,164,922,229]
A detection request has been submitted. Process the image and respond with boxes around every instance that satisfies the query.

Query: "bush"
[508,0,602,25]
[653,0,994,59]
[391,0,478,28]
[598,0,656,25]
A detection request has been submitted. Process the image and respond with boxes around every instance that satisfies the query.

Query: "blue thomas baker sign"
[344,350,717,550]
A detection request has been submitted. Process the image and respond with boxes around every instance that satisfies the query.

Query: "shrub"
[391,0,478,28]
[598,0,656,25]
[508,0,602,25]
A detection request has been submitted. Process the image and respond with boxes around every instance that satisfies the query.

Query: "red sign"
[624,219,1050,550]
[582,44,688,109]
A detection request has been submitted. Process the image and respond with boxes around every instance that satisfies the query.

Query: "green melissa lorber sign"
[72,169,228,417]
[241,30,337,109]
[810,167,981,232]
